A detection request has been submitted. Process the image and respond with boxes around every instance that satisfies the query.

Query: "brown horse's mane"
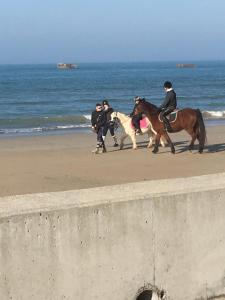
[139,99,158,114]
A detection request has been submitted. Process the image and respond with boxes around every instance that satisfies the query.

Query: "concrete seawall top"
[1,172,225,219]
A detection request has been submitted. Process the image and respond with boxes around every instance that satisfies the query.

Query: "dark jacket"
[91,109,107,129]
[105,107,114,123]
[159,90,177,110]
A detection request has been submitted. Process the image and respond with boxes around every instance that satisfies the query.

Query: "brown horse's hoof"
[152,149,158,154]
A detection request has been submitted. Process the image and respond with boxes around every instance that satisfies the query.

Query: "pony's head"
[110,111,118,122]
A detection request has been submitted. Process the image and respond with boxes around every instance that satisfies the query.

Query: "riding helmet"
[163,81,172,89]
[134,96,142,102]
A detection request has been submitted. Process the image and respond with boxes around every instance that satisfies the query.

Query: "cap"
[102,100,109,106]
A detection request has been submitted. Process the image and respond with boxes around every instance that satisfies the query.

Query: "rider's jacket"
[159,89,177,110]
[129,103,139,118]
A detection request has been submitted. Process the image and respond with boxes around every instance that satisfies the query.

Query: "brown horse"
[134,99,207,154]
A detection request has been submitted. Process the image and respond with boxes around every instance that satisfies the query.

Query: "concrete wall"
[1,173,225,300]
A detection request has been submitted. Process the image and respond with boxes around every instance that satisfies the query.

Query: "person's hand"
[157,107,162,113]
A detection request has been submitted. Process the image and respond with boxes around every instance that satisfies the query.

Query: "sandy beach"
[0,125,224,197]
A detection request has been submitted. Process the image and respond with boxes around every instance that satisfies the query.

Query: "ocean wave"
[1,111,225,136]
[0,123,92,135]
[0,114,92,135]
[0,115,91,127]
[203,110,225,119]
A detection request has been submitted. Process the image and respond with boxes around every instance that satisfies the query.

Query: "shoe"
[112,136,118,147]
[98,147,104,154]
[92,147,100,154]
[135,129,142,135]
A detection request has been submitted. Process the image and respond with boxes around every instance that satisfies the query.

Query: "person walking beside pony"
[91,103,107,154]
[158,81,177,132]
[102,99,118,147]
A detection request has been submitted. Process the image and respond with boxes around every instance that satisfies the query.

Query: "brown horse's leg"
[152,133,160,153]
[163,132,175,154]
[186,128,197,152]
[152,132,175,154]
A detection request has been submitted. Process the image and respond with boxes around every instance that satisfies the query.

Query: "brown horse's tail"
[196,109,207,152]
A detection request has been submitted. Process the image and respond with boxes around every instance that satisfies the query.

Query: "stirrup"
[166,127,173,133]
[135,129,142,135]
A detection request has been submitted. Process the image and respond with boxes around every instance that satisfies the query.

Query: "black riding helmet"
[134,96,141,101]
[134,96,145,103]
[164,81,172,89]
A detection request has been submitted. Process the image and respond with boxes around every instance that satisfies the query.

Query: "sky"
[1,0,225,64]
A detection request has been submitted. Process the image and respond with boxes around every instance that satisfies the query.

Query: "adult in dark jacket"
[102,100,118,147]
[91,103,107,154]
[130,96,145,135]
[159,81,177,132]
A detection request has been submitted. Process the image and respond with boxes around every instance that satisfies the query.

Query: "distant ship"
[176,64,196,68]
[57,63,78,69]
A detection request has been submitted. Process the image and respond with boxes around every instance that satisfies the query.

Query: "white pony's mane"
[112,111,130,124]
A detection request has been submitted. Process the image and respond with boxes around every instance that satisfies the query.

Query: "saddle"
[158,109,179,123]
[130,117,149,129]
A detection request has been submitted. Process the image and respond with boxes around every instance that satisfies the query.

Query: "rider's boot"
[112,135,119,147]
[135,128,142,135]
[163,117,173,133]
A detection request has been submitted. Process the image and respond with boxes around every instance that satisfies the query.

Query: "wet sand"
[0,125,225,197]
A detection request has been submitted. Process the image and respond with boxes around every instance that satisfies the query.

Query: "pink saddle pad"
[130,117,149,129]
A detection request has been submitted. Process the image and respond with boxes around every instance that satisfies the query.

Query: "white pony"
[111,111,166,150]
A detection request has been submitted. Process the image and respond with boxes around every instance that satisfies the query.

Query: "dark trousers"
[132,113,142,130]
[161,107,174,129]
[103,123,115,137]
[97,127,104,145]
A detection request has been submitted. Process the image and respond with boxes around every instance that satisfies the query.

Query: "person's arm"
[159,94,170,109]
[91,112,96,129]
[91,112,94,126]
[129,104,137,117]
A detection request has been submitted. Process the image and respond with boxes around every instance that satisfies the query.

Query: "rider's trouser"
[161,107,174,130]
[132,113,142,130]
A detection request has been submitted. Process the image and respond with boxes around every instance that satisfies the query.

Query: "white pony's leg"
[130,133,137,149]
[120,134,128,150]
[160,136,166,147]
[147,132,154,148]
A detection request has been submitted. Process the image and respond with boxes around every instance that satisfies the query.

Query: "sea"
[0,61,225,136]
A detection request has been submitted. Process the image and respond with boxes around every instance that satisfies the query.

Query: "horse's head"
[134,99,158,116]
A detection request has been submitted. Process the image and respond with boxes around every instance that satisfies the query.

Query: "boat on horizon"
[57,63,78,69]
[176,63,196,68]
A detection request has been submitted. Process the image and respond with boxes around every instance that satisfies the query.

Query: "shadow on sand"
[109,140,225,154]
